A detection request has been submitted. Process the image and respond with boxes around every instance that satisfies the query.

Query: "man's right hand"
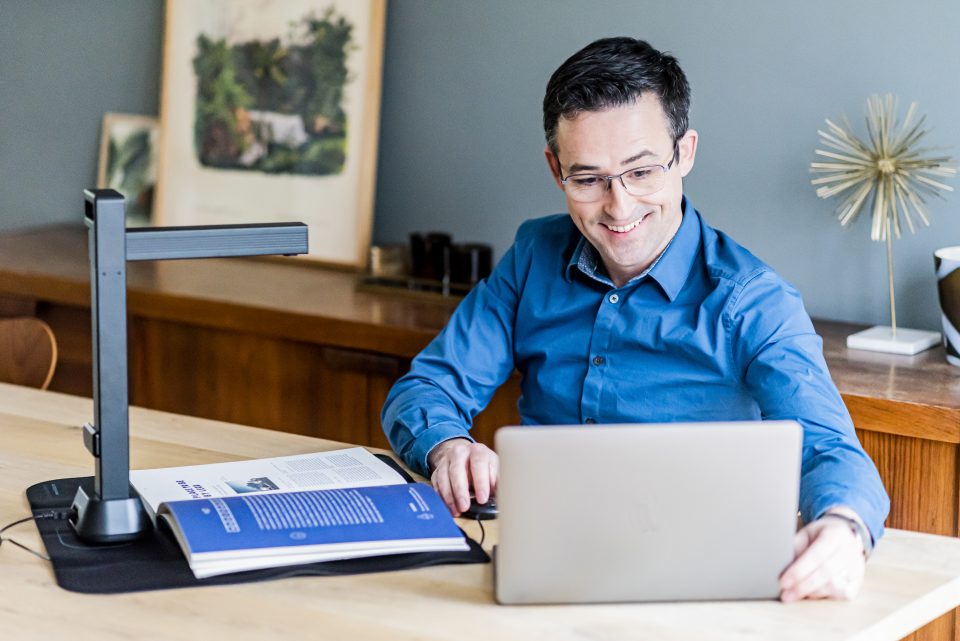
[427,438,499,516]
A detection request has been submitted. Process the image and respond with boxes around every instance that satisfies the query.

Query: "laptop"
[494,421,801,605]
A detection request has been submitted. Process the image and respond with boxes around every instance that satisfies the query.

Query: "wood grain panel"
[367,372,398,450]
[315,365,370,443]
[0,294,36,316]
[899,612,955,641]
[856,430,958,641]
[847,395,960,444]
[129,318,329,438]
[35,301,92,396]
[856,430,958,536]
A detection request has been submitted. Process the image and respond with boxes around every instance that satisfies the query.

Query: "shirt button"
[585,418,597,424]
[608,293,619,304]
[593,355,604,366]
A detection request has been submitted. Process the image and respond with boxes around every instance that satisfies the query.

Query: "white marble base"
[846,325,941,355]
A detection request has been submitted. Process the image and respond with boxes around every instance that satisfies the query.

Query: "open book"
[130,448,469,578]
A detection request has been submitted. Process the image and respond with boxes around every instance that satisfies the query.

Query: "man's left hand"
[779,511,866,602]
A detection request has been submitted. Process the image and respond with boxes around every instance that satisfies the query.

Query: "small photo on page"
[226,477,281,494]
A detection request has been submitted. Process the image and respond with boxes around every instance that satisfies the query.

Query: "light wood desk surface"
[1,383,959,641]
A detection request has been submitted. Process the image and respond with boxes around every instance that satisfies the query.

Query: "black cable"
[476,516,485,547]
[0,511,70,562]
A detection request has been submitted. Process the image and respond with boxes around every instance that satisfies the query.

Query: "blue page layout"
[163,482,462,554]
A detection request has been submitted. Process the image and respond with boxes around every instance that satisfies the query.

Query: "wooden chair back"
[0,317,58,389]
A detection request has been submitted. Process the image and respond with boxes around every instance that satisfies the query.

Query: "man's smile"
[602,212,651,234]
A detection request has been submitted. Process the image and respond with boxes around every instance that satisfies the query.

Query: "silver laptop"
[494,421,801,604]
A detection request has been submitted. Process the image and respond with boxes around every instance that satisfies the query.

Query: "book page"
[132,447,406,518]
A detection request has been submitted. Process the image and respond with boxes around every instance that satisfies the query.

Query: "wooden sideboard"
[2,225,959,639]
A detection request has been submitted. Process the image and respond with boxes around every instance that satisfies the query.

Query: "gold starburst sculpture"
[810,94,956,333]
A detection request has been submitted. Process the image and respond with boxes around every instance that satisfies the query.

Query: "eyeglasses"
[558,143,680,203]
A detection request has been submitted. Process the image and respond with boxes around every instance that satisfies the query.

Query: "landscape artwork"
[157,0,386,266]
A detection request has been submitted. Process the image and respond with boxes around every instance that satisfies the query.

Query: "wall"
[373,0,960,331]
[0,0,164,228]
[2,1,958,330]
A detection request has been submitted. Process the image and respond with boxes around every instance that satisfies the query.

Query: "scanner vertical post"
[69,191,148,543]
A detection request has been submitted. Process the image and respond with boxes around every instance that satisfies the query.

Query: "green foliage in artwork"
[258,135,347,175]
[192,8,355,176]
[106,128,155,225]
[291,10,354,131]
[108,130,152,193]
[193,35,254,167]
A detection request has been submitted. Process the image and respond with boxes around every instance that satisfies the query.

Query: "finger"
[780,528,838,590]
[800,583,835,601]
[781,564,832,603]
[469,449,491,504]
[431,465,457,515]
[804,576,860,602]
[792,527,811,558]
[782,546,849,602]
[785,538,866,603]
[784,564,851,602]
[446,452,473,514]
[841,573,864,600]
[488,453,499,495]
[824,551,865,601]
[430,465,457,516]
[786,573,841,601]
[780,527,812,584]
[820,572,863,601]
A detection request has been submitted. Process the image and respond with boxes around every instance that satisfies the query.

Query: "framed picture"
[156,0,386,268]
[97,113,160,227]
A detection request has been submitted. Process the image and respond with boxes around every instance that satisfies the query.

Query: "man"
[382,37,889,603]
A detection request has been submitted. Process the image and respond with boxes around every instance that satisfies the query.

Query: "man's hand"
[779,510,867,603]
[427,438,499,516]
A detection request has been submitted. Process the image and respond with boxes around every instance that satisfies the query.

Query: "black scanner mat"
[26,456,489,594]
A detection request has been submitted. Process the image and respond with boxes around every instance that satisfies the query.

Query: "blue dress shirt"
[382,198,890,541]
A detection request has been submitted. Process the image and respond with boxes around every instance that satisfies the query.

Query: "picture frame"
[97,113,160,227]
[155,0,386,268]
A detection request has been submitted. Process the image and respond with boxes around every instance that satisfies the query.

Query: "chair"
[0,317,58,389]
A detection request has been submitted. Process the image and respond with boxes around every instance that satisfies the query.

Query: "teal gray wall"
[2,1,959,331]
[0,1,164,228]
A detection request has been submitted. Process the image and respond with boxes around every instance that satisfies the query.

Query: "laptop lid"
[494,421,801,605]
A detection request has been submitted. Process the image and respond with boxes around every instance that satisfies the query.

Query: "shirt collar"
[563,197,701,302]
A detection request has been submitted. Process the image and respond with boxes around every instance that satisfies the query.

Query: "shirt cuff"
[819,511,873,557]
[410,422,475,477]
[810,498,883,552]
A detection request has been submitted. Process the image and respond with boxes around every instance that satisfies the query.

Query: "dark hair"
[542,37,690,155]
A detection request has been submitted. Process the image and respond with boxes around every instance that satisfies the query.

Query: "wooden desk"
[1,382,960,641]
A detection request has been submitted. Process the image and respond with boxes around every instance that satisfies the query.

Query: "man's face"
[546,93,697,286]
